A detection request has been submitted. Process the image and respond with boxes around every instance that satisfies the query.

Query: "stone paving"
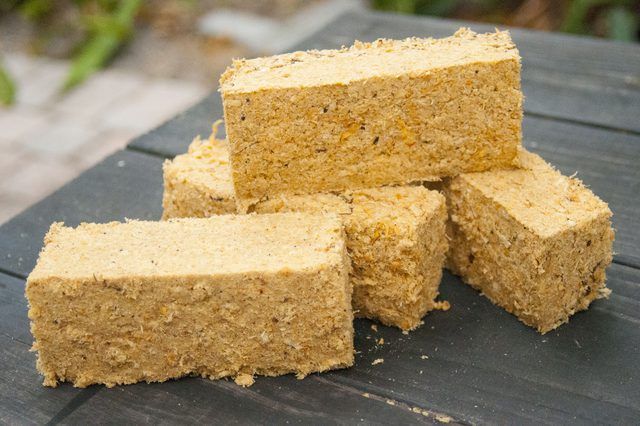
[0,53,208,224]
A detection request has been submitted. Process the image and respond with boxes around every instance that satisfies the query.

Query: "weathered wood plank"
[0,270,30,345]
[325,265,640,425]
[0,273,85,425]
[61,375,450,425]
[0,150,164,278]
[129,93,220,160]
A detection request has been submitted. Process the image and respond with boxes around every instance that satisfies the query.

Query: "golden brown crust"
[220,29,518,92]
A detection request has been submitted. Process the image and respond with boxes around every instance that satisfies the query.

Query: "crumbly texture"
[445,150,614,333]
[162,143,447,330]
[255,187,448,330]
[162,130,235,219]
[220,28,523,208]
[163,134,237,218]
[26,214,353,388]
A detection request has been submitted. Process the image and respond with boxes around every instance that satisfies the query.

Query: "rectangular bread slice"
[220,28,523,208]
[26,214,353,388]
[445,150,614,333]
[163,138,448,330]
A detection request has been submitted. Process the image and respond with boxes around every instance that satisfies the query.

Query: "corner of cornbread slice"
[345,187,449,330]
[445,150,614,333]
[255,186,449,331]
[26,214,353,388]
[220,28,522,204]
[162,138,448,330]
[162,129,236,219]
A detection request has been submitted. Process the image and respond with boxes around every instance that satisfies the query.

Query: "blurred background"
[0,0,638,223]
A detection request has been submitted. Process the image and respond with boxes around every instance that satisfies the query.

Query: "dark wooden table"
[1,10,639,425]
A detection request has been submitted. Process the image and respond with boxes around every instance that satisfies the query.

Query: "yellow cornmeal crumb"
[433,301,451,311]
[26,214,353,388]
[220,28,522,207]
[256,188,448,331]
[372,359,384,366]
[162,138,448,331]
[162,121,235,219]
[233,374,255,387]
[445,150,614,333]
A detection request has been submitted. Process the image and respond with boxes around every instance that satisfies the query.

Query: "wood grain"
[324,266,640,424]
[0,273,85,425]
[61,375,451,425]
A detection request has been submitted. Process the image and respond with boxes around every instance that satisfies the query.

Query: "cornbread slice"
[445,151,614,333]
[162,133,235,219]
[255,188,449,330]
[220,28,523,208]
[162,140,448,330]
[26,214,353,388]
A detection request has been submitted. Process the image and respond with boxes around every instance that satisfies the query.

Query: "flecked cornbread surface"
[220,28,522,207]
[446,151,614,333]
[26,214,353,387]
[162,139,447,330]
[256,187,449,331]
[162,133,235,219]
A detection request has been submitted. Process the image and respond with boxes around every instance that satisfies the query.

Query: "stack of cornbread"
[26,28,614,389]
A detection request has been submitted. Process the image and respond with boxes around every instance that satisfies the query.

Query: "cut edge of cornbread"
[445,150,614,333]
[162,121,236,219]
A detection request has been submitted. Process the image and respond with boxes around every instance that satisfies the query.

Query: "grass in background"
[0,0,144,105]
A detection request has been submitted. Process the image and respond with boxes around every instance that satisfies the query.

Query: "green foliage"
[63,0,142,91]
[19,0,52,19]
[561,0,608,34]
[372,0,639,41]
[606,5,638,40]
[373,0,460,15]
[0,63,16,106]
[561,0,638,40]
